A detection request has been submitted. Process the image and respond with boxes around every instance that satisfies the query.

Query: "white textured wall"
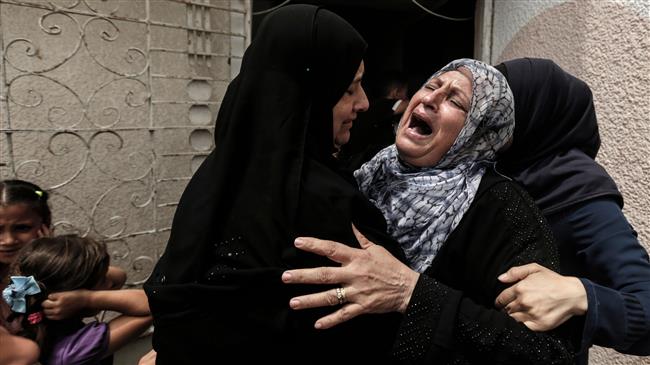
[1,1,250,363]
[489,1,650,364]
[0,0,249,287]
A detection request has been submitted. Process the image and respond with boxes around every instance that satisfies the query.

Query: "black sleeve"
[393,179,578,364]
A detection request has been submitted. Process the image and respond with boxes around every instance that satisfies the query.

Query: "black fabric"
[394,169,580,364]
[144,5,403,364]
[495,58,622,215]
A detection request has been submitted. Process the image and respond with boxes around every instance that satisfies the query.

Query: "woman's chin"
[395,141,443,168]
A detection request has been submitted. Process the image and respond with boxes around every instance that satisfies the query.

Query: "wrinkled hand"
[282,224,419,329]
[495,263,587,331]
[42,289,91,320]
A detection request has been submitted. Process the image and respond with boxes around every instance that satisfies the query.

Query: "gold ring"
[335,287,346,305]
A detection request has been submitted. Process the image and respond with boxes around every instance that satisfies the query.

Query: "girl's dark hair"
[0,179,51,226]
[8,234,110,345]
[13,234,109,292]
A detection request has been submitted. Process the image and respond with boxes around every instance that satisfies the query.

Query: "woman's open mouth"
[408,114,433,136]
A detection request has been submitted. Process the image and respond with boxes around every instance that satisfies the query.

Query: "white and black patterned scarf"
[355,59,515,273]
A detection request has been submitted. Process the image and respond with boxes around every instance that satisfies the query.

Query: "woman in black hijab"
[493,58,650,361]
[143,5,405,364]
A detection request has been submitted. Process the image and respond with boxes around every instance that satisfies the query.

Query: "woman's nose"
[356,86,369,112]
[422,84,448,110]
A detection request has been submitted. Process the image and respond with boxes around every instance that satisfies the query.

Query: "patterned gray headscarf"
[354,59,514,273]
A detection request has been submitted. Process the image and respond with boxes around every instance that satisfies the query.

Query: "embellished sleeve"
[393,180,577,364]
[44,321,109,365]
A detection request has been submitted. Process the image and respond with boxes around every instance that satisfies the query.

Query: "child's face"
[0,203,44,266]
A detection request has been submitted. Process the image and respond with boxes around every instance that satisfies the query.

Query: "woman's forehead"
[435,69,471,84]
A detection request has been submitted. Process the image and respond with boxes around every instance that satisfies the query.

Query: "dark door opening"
[252,0,476,98]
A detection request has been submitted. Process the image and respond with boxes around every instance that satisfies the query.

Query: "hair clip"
[27,312,44,325]
[34,190,43,198]
[2,276,41,314]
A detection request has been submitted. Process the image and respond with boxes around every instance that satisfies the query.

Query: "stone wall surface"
[0,2,249,361]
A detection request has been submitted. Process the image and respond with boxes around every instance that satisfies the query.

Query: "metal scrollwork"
[2,0,248,288]
[86,77,149,128]
[15,132,88,189]
[7,74,85,128]
[129,255,155,285]
[92,179,153,239]
[82,17,147,77]
[82,0,120,16]
[88,130,154,181]
[48,0,82,10]
[4,11,82,74]
[49,190,93,237]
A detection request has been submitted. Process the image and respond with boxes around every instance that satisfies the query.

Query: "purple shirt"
[43,321,109,365]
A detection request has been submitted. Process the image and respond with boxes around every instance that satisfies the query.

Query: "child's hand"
[42,289,91,320]
[37,224,52,238]
[138,349,157,365]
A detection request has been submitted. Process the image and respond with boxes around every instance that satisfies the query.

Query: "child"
[3,235,151,365]
[0,180,51,284]
[0,179,127,291]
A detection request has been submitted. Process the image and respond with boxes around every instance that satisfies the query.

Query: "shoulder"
[0,329,39,365]
[45,321,109,365]
[475,167,533,207]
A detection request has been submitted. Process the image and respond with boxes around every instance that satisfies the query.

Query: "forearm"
[394,275,576,364]
[106,315,153,355]
[565,199,650,352]
[86,289,150,316]
[582,278,650,354]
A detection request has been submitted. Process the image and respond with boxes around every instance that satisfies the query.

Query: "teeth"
[410,115,432,135]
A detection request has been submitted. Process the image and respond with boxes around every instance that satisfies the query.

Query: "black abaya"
[144,5,403,364]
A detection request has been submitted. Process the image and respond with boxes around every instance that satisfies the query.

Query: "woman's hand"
[282,225,419,329]
[495,263,588,331]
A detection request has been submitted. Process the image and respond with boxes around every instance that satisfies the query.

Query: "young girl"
[0,179,127,291]
[0,180,51,284]
[0,180,130,365]
[0,180,52,364]
[3,234,151,365]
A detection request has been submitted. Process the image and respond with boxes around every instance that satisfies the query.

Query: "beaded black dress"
[393,168,580,364]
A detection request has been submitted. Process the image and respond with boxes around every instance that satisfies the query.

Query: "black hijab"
[145,5,402,363]
[495,58,622,215]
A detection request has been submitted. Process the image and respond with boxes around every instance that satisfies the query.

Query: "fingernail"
[290,299,300,308]
[282,272,292,282]
[498,273,507,281]
[294,238,305,247]
[314,321,322,329]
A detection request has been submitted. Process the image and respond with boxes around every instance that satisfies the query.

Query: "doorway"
[251,0,476,97]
